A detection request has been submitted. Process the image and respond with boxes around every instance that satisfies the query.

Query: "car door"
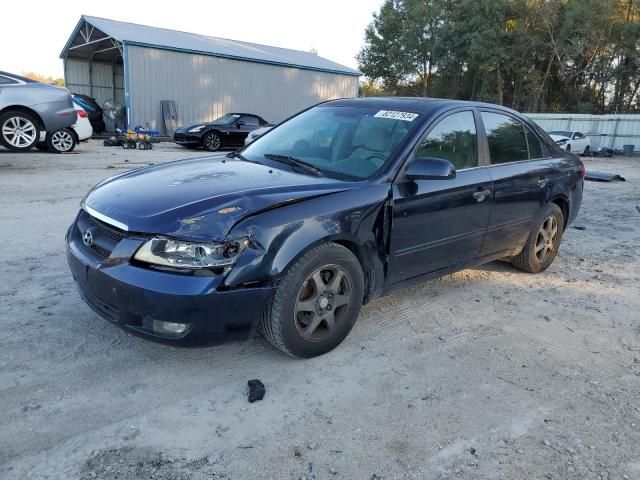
[479,110,560,256]
[572,132,587,153]
[387,109,493,284]
[230,115,259,146]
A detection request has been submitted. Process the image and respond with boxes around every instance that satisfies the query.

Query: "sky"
[1,0,384,78]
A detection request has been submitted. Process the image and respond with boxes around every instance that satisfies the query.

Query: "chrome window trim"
[82,204,129,231]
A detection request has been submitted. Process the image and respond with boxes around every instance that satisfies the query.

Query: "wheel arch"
[277,235,376,305]
[550,195,570,228]
[0,105,45,130]
[203,128,223,144]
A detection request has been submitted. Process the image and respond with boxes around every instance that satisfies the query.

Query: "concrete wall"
[526,113,640,151]
[125,45,359,133]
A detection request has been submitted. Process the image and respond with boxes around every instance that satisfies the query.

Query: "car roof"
[0,71,38,83]
[324,97,526,117]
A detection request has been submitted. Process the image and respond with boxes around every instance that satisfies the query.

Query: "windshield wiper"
[226,151,261,164]
[263,154,325,177]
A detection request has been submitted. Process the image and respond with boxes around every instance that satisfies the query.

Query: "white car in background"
[37,101,93,153]
[244,125,273,146]
[548,130,590,155]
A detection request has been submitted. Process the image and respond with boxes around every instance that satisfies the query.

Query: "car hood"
[83,156,353,241]
[176,122,225,132]
[549,134,570,142]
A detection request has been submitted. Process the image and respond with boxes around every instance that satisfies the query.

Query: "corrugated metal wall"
[64,59,125,130]
[526,113,640,151]
[126,45,359,133]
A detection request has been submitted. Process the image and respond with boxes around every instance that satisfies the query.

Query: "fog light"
[152,320,188,335]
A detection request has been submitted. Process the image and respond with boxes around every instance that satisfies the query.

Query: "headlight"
[556,139,567,145]
[188,125,206,133]
[134,237,249,269]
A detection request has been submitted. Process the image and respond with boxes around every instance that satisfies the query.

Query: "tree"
[22,71,64,86]
[357,0,445,97]
[357,0,640,113]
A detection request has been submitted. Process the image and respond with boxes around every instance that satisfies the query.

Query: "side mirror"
[405,157,456,180]
[236,120,245,128]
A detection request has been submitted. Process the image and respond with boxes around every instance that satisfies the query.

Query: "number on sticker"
[373,110,419,121]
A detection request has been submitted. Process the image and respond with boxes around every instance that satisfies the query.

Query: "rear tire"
[0,111,40,151]
[46,128,76,153]
[260,243,365,358]
[583,145,590,156]
[512,203,564,273]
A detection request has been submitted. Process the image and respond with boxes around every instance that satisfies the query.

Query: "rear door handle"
[472,188,491,202]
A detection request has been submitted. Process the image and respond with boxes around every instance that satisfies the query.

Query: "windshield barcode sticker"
[374,110,419,121]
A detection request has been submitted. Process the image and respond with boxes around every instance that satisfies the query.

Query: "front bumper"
[66,218,275,345]
[173,132,202,146]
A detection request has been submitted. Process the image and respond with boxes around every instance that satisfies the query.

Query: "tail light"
[76,109,88,118]
[578,161,586,180]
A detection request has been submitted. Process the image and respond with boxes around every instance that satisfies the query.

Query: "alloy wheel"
[51,130,74,152]
[205,133,221,150]
[294,264,352,342]
[534,215,559,262]
[2,116,37,148]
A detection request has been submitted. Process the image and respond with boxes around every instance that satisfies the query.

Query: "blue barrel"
[623,144,634,157]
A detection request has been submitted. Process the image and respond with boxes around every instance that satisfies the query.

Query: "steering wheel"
[366,153,387,168]
[292,139,311,153]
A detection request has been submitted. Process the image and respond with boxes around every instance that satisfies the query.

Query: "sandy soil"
[1,141,638,480]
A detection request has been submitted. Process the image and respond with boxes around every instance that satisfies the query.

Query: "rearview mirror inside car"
[405,157,456,180]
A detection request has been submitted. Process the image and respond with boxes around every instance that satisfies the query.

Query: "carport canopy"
[61,18,123,63]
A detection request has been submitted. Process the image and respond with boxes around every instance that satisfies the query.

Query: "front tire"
[512,203,564,273]
[0,111,40,151]
[203,131,222,151]
[260,243,365,358]
[46,128,76,153]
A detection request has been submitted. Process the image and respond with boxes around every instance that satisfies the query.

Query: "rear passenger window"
[415,111,477,170]
[526,128,544,159]
[0,75,18,85]
[481,112,528,164]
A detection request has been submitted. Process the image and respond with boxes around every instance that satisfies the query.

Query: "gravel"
[1,142,639,479]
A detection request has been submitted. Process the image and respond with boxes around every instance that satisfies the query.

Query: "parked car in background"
[244,125,274,146]
[38,101,93,153]
[174,113,270,151]
[0,71,76,151]
[548,130,590,155]
[72,93,106,134]
[67,98,584,357]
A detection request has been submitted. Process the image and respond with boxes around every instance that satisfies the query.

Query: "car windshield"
[549,130,572,138]
[242,106,421,180]
[213,113,242,124]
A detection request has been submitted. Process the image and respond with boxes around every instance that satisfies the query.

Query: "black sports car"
[174,113,270,151]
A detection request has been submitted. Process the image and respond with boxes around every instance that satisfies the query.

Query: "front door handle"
[472,188,491,202]
[537,177,548,187]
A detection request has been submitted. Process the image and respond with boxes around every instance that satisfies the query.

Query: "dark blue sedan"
[66,98,584,357]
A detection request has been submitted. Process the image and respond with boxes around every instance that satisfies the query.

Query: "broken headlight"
[134,237,249,269]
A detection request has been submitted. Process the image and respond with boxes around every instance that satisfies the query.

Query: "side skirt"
[371,249,512,300]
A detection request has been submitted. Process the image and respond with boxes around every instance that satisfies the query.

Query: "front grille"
[76,209,127,259]
[88,215,125,243]
[90,244,112,258]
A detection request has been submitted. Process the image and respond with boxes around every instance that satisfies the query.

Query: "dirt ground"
[1,140,638,480]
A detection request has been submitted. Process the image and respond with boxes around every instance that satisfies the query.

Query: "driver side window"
[240,116,259,126]
[414,111,478,170]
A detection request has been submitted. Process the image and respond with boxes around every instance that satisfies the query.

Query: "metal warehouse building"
[61,16,361,132]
